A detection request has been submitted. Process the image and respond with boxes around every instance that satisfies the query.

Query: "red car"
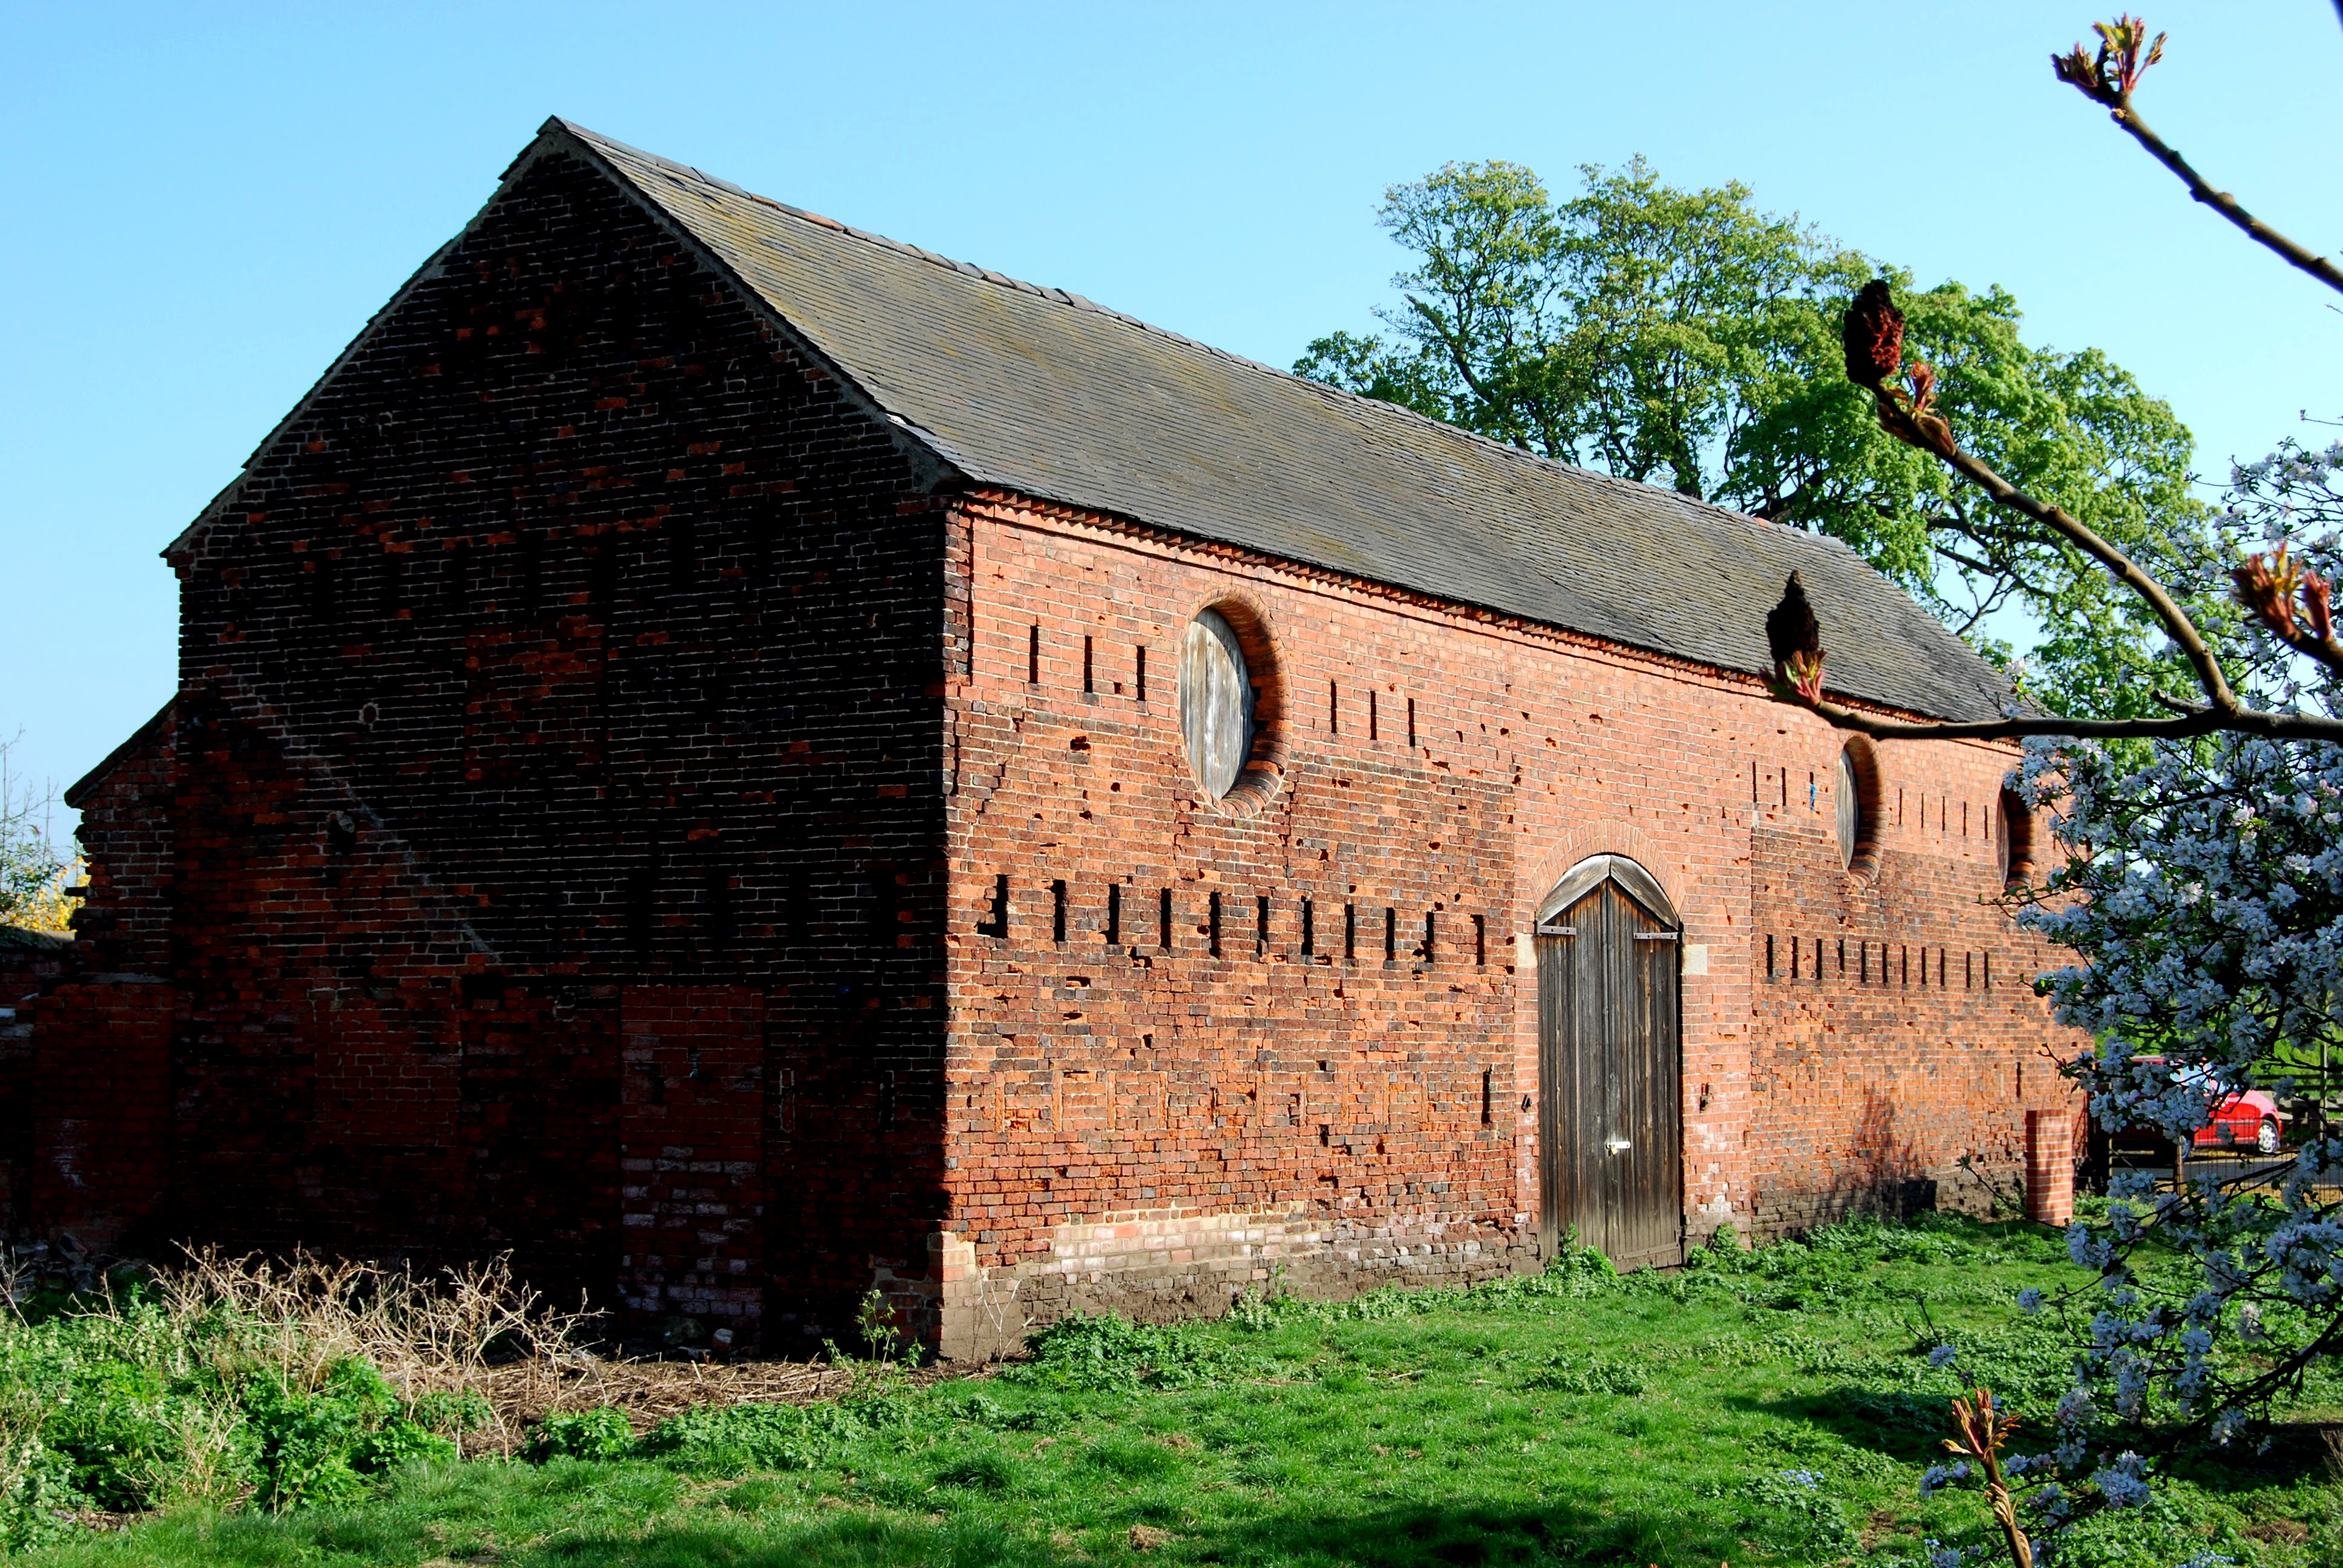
[2192,1082,2287,1154]
[2128,1058,2289,1155]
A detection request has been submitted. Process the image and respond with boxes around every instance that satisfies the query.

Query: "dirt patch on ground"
[482,1355,978,1440]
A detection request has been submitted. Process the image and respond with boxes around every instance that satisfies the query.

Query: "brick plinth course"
[22,123,2085,1359]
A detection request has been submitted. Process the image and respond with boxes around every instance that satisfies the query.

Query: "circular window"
[1181,608,1256,798]
[1836,739,1883,878]
[1998,787,2036,887]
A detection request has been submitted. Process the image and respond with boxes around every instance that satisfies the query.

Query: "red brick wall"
[935,492,2080,1342]
[28,979,174,1252]
[618,986,765,1331]
[65,702,175,978]
[117,145,952,1340]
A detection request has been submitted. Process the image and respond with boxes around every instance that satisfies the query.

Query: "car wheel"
[2258,1117,2282,1155]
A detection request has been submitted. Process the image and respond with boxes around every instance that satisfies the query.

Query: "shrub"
[1010,1312,1265,1392]
[527,1406,635,1463]
[0,1244,603,1525]
[241,1356,406,1511]
[640,1396,909,1476]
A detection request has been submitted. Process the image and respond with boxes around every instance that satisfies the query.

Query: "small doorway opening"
[1535,855,1684,1270]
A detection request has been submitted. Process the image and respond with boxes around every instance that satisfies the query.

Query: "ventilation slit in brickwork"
[1473,914,1486,967]
[1901,945,1910,985]
[1963,800,1970,836]
[1051,880,1068,944]
[1984,952,1993,988]
[1329,680,1339,734]
[1406,697,1417,748]
[519,529,546,619]
[1383,907,1397,962]
[1837,937,1845,975]
[1027,624,1040,685]
[1300,897,1316,957]
[1751,762,1758,803]
[627,859,657,960]
[785,864,811,943]
[1106,883,1122,947]
[1345,903,1358,962]
[707,866,734,955]
[307,553,337,624]
[1083,636,1095,694]
[1369,691,1379,742]
[587,541,619,621]
[1766,934,1776,978]
[980,874,1009,938]
[1209,891,1223,957]
[1780,768,1788,808]
[1860,941,1869,983]
[1256,895,1271,958]
[1481,1068,1493,1126]
[1791,938,1799,980]
[1423,912,1436,963]
[1135,645,1148,703]
[1159,887,1173,951]
[1965,950,1973,988]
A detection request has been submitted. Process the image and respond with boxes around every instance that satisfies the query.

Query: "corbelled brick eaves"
[172,116,2015,724]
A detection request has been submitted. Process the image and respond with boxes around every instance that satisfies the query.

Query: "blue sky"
[2,1,2338,822]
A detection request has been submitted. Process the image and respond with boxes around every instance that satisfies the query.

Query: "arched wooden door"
[1536,860,1683,1270]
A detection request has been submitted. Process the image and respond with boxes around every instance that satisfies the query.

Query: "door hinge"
[1535,922,1576,937]
[1633,930,1679,942]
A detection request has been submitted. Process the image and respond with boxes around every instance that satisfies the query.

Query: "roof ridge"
[555,119,1843,566]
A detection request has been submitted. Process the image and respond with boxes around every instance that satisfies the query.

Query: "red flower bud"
[2303,570,2334,644]
[1843,280,1903,391]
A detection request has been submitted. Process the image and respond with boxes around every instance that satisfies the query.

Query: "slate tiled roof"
[562,123,2025,720]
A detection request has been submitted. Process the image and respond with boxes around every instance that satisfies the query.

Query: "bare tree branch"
[1932,440,2241,711]
[2054,19,2343,296]
[1768,235,2342,746]
[1792,693,2343,745]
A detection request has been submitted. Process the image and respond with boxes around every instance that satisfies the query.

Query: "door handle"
[1604,1137,1632,1154]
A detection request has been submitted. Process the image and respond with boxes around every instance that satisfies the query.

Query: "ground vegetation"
[7,1218,2343,1567]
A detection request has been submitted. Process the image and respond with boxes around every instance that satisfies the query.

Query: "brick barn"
[22,121,2079,1357]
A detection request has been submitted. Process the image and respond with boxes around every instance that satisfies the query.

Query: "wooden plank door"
[1537,880,1682,1269]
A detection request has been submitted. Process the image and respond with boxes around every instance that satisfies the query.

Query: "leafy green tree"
[1297,157,2227,721]
[0,737,72,933]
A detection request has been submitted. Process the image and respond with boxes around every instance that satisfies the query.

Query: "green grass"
[18,1214,2343,1567]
